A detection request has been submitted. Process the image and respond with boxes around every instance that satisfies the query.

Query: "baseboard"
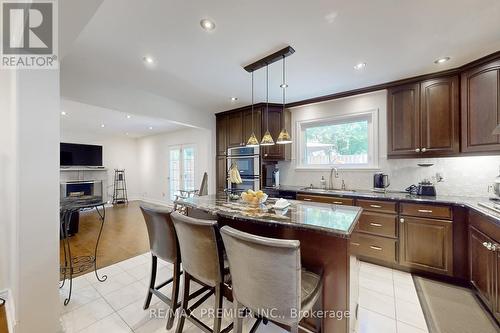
[138,197,174,207]
[0,289,15,333]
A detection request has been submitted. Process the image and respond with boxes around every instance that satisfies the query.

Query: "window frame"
[295,109,379,170]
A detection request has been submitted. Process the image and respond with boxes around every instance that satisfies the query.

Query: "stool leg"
[213,284,223,333]
[175,272,191,333]
[144,254,158,310]
[290,322,299,333]
[167,259,181,330]
[233,300,244,333]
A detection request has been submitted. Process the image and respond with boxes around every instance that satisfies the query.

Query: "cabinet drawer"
[358,212,397,238]
[297,194,353,206]
[357,199,397,214]
[350,233,397,263]
[400,203,452,220]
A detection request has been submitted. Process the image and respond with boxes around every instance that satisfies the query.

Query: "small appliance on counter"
[490,169,500,201]
[373,173,390,192]
[405,179,437,196]
[263,163,280,189]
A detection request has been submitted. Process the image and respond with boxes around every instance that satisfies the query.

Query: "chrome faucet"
[329,167,339,190]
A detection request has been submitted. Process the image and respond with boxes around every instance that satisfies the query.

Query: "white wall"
[137,127,214,204]
[278,90,500,198]
[60,130,141,200]
[0,70,60,332]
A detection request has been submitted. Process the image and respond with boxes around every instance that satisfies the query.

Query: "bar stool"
[140,205,211,330]
[220,226,323,333]
[171,212,233,333]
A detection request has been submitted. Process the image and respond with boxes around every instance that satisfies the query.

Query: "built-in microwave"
[227,146,260,191]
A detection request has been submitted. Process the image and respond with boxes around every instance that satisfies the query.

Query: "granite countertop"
[274,185,500,224]
[180,194,362,238]
[60,195,106,211]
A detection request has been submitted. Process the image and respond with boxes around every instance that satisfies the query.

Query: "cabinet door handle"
[264,153,268,157]
[400,218,405,223]
[369,246,382,251]
[483,242,493,251]
[351,242,360,246]
[332,201,344,205]
[369,204,382,208]
[369,223,383,227]
[418,209,433,213]
[303,198,312,201]
[415,148,421,153]
[421,148,427,152]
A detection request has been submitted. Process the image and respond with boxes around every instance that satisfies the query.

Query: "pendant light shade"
[246,132,259,147]
[260,130,275,146]
[261,64,275,146]
[277,55,292,145]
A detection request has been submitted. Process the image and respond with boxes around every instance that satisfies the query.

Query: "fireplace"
[60,180,103,199]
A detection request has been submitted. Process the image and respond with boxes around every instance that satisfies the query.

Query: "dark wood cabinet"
[399,216,453,276]
[420,76,460,155]
[387,83,420,157]
[461,59,500,153]
[242,108,261,145]
[216,116,228,156]
[227,112,244,147]
[216,156,227,192]
[469,226,495,309]
[261,107,291,161]
[387,76,460,158]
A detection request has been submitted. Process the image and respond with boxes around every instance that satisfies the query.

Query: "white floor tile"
[359,287,396,319]
[393,269,415,287]
[59,284,101,314]
[360,261,393,279]
[394,284,420,304]
[117,298,163,330]
[103,281,147,311]
[85,264,126,284]
[61,298,114,333]
[359,273,395,297]
[358,307,397,333]
[397,320,429,333]
[395,298,428,330]
[134,315,193,333]
[92,270,136,296]
[126,261,152,281]
[80,313,132,333]
[117,255,149,271]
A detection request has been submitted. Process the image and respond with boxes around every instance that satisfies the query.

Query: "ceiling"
[60,99,187,138]
[61,0,500,116]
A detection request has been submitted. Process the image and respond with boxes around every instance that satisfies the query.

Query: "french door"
[169,145,196,201]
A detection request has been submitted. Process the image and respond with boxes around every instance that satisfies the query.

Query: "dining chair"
[220,225,323,333]
[174,172,208,212]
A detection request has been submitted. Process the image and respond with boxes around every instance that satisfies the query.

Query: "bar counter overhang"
[179,194,362,333]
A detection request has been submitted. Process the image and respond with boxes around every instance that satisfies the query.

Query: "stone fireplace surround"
[60,168,108,202]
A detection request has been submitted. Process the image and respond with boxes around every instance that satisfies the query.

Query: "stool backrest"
[171,212,224,287]
[220,226,301,324]
[140,205,179,264]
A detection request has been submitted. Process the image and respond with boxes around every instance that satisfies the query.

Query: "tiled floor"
[60,254,429,333]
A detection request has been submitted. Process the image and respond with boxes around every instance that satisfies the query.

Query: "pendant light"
[246,71,260,147]
[260,64,275,146]
[277,55,292,144]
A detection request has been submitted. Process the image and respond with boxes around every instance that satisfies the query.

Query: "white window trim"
[295,109,379,170]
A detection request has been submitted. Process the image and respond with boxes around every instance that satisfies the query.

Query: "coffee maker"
[373,173,390,192]
[263,164,280,188]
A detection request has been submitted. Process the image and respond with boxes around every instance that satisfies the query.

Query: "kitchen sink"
[300,187,356,194]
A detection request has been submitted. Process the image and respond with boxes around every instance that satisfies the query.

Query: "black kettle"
[374,173,390,190]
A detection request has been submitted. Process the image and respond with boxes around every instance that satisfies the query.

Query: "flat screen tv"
[60,143,103,167]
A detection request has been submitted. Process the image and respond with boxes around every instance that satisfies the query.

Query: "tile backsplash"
[278,155,500,198]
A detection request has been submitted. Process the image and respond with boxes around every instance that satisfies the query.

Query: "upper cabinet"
[215,105,290,161]
[387,76,460,158]
[461,59,500,153]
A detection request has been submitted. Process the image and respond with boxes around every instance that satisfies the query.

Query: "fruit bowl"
[241,190,268,206]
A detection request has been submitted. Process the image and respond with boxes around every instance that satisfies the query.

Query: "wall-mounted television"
[60,143,103,167]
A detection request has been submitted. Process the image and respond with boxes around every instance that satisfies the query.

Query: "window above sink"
[296,109,379,170]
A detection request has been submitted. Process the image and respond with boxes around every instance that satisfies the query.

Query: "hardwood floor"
[60,201,152,277]
[0,302,7,333]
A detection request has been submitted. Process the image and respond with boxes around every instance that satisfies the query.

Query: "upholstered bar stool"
[171,212,233,333]
[220,226,323,333]
[140,205,211,329]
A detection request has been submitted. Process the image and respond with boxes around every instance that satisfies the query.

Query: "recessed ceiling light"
[148,126,153,130]
[230,97,238,101]
[143,56,155,65]
[125,132,129,136]
[101,124,105,128]
[354,62,366,70]
[200,19,216,31]
[127,115,131,119]
[61,111,67,116]
[434,57,450,64]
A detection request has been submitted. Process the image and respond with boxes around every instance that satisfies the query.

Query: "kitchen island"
[180,194,362,333]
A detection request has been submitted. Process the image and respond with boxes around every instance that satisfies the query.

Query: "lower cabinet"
[399,216,453,276]
[350,233,397,264]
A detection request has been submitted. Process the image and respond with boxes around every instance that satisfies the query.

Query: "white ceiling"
[60,99,187,138]
[61,0,500,116]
